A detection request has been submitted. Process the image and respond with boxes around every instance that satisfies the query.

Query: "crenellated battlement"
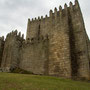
[26,0,81,41]
[27,0,79,24]
[6,30,25,40]
[29,14,49,23]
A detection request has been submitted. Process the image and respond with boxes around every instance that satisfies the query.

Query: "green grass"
[0,73,90,90]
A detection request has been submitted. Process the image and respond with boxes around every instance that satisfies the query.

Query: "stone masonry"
[0,0,90,80]
[1,30,24,72]
[0,36,4,67]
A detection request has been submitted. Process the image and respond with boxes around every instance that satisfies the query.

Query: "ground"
[0,72,90,90]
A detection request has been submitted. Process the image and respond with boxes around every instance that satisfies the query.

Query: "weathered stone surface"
[20,38,49,75]
[1,31,24,72]
[69,3,90,79]
[0,36,4,67]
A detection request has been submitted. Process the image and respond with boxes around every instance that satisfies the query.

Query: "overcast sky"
[0,0,90,38]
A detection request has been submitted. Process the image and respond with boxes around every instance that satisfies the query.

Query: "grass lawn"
[0,72,90,90]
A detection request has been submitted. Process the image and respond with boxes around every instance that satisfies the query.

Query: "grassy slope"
[0,73,90,90]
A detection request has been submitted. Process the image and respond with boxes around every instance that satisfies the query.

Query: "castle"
[0,0,90,80]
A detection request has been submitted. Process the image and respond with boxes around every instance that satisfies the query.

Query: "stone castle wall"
[0,36,4,67]
[68,1,90,79]
[48,6,72,78]
[20,37,49,75]
[86,34,90,76]
[1,30,24,72]
[0,0,90,80]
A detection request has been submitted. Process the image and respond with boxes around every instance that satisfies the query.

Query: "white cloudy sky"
[0,0,90,38]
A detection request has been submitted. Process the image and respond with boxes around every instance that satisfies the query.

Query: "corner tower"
[69,0,90,79]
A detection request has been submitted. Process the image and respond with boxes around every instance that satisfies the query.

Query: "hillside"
[0,73,90,90]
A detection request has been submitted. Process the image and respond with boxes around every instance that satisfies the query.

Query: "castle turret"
[69,0,90,79]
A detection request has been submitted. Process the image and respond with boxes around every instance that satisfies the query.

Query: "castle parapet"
[5,30,25,41]
[26,0,80,24]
